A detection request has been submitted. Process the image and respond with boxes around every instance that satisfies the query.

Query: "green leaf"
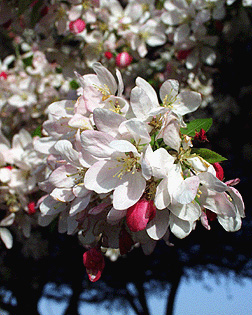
[191,148,227,164]
[32,125,42,138]
[181,118,213,137]
[22,55,33,67]
[69,79,80,90]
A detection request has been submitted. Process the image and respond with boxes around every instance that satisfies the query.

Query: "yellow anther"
[93,83,111,101]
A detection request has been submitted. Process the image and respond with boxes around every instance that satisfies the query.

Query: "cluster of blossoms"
[0,0,249,282]
[32,63,244,281]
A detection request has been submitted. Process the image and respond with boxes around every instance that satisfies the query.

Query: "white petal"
[69,195,91,216]
[54,140,80,167]
[199,172,227,192]
[174,91,201,116]
[107,207,127,225]
[173,176,200,204]
[160,79,179,103]
[169,201,201,221]
[81,130,115,158]
[135,77,159,107]
[118,119,151,145]
[169,213,193,239]
[130,86,153,120]
[84,160,121,193]
[217,215,242,232]
[39,195,67,216]
[146,208,170,240]
[0,228,13,249]
[113,172,146,210]
[51,187,75,202]
[0,213,15,226]
[49,164,79,188]
[109,139,139,154]
[155,177,171,209]
[93,62,117,95]
[93,108,126,137]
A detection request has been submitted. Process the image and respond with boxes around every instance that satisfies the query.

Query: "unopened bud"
[116,52,133,68]
[69,19,86,34]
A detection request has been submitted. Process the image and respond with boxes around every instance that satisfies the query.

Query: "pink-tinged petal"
[107,208,127,225]
[83,248,105,282]
[70,195,91,216]
[160,79,179,103]
[227,186,245,218]
[83,86,103,113]
[113,172,146,210]
[93,108,126,137]
[173,176,200,204]
[93,62,117,95]
[50,188,75,202]
[146,208,170,240]
[84,160,122,193]
[81,130,115,158]
[199,172,227,192]
[88,200,111,215]
[126,199,156,232]
[39,195,67,216]
[43,118,71,137]
[54,140,80,167]
[199,187,236,217]
[200,211,211,230]
[49,164,79,188]
[169,213,194,239]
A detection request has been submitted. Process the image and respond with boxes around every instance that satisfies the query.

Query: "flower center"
[114,154,140,179]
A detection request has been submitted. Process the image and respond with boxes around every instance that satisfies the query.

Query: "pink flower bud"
[126,199,156,232]
[28,201,36,215]
[115,52,133,68]
[0,72,8,80]
[176,49,192,61]
[69,19,86,34]
[83,248,105,282]
[104,51,113,60]
[213,162,224,181]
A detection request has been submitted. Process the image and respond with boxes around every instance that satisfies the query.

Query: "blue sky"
[38,271,252,315]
